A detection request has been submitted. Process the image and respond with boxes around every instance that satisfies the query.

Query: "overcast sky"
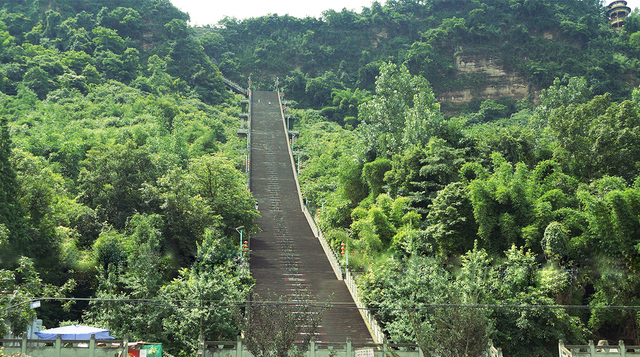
[169,0,377,26]
[169,0,640,27]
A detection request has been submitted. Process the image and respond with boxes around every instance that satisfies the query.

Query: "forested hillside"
[284,3,640,357]
[0,1,256,356]
[2,0,640,356]
[205,0,639,113]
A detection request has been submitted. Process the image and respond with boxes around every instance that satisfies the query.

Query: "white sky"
[169,0,376,26]
[169,0,640,27]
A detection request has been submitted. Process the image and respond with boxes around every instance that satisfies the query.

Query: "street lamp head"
[235,226,245,233]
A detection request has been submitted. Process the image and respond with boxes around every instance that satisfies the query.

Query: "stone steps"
[249,91,373,344]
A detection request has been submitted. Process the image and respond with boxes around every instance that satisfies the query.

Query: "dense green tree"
[541,221,568,262]
[144,166,217,265]
[319,88,370,127]
[425,182,477,257]
[531,76,592,132]
[467,153,532,254]
[358,62,436,158]
[361,157,392,201]
[0,119,27,264]
[103,7,142,39]
[304,71,345,108]
[22,66,57,99]
[188,153,258,235]
[0,257,75,337]
[333,153,364,197]
[159,232,252,357]
[78,142,160,229]
[165,19,229,105]
[92,26,125,54]
[358,255,452,343]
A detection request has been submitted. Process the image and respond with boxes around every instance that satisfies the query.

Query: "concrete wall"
[201,339,422,357]
[1,335,127,357]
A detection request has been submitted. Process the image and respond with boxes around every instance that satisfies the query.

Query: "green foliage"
[188,153,259,234]
[85,229,251,357]
[362,158,392,201]
[0,119,26,264]
[78,142,160,229]
[159,235,251,356]
[357,62,441,158]
[8,0,640,352]
[0,257,76,338]
[237,293,328,357]
[541,221,568,262]
[358,256,452,343]
[305,71,345,109]
[426,182,477,257]
[320,88,370,127]
[467,154,533,254]
[0,2,256,351]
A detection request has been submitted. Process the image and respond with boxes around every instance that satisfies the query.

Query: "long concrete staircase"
[249,91,373,344]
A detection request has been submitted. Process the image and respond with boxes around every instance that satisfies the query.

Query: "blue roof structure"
[35,325,115,340]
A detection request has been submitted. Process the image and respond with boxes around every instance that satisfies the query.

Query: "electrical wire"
[4,296,640,312]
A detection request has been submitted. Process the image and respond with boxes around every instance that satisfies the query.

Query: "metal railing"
[247,92,252,190]
[488,340,503,357]
[276,89,385,345]
[302,205,344,280]
[343,267,385,345]
[559,340,640,357]
[223,77,247,95]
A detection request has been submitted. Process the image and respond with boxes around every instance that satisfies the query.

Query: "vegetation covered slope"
[3,0,640,356]
[206,0,640,113]
[200,3,640,353]
[295,58,640,357]
[0,1,256,356]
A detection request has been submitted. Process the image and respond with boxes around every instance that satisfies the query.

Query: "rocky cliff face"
[438,54,536,113]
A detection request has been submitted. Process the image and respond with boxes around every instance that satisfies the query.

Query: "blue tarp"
[35,325,115,340]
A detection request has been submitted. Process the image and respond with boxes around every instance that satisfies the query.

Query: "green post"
[90,334,96,357]
[346,337,352,357]
[589,340,595,356]
[198,334,205,357]
[309,340,316,357]
[237,336,243,357]
[21,334,27,355]
[123,336,129,357]
[620,340,626,357]
[55,334,61,357]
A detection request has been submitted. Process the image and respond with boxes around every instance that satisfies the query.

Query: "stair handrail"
[302,205,344,280]
[276,89,386,346]
[223,77,247,95]
[247,90,252,190]
[343,266,386,345]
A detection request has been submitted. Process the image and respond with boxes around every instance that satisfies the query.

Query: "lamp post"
[345,229,351,268]
[235,226,245,257]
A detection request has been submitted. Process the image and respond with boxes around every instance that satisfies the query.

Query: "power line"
[5,297,640,312]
